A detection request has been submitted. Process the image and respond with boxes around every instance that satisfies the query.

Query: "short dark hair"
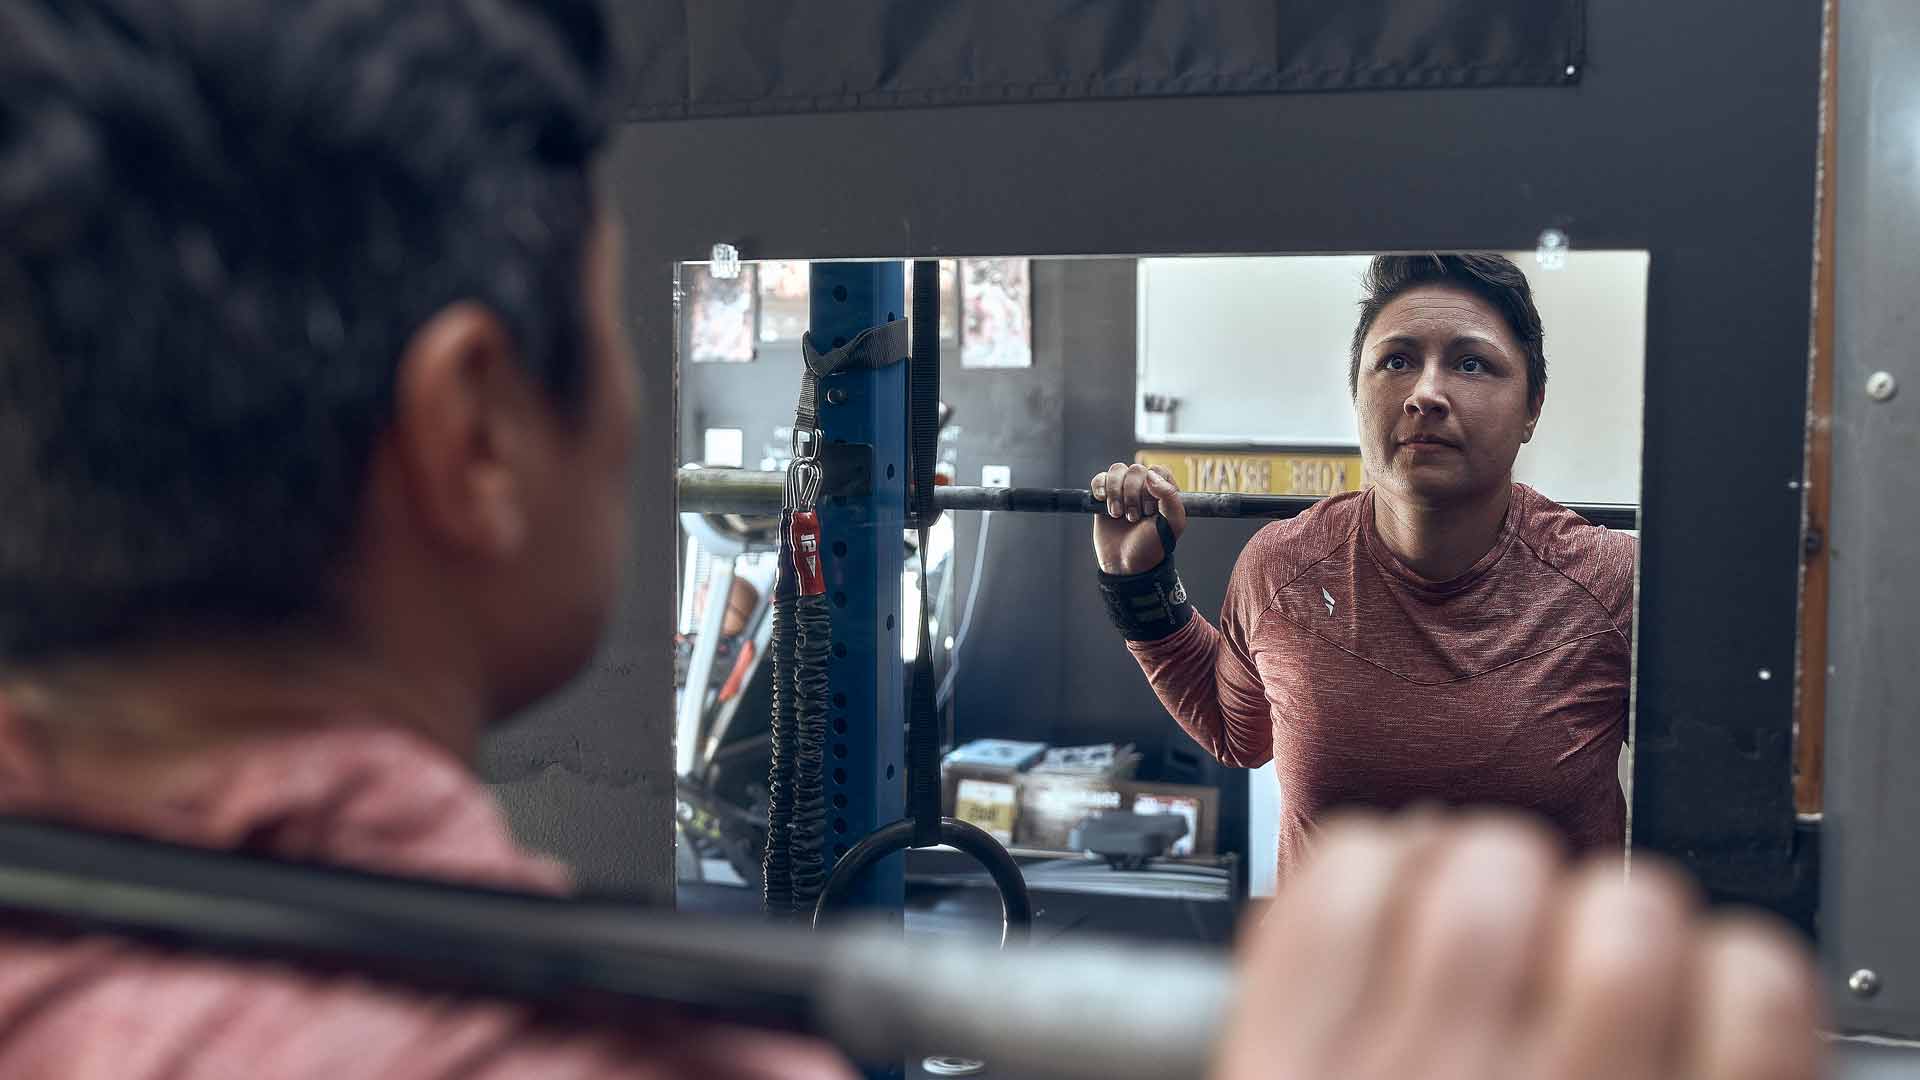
[1347,253,1547,402]
[0,0,611,660]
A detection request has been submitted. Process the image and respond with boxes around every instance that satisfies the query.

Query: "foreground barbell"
[677,468,1641,531]
[0,819,1225,1080]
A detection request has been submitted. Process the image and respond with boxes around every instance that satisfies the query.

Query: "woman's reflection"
[1091,253,1634,880]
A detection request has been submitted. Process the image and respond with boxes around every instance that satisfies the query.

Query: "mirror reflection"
[674,251,1645,934]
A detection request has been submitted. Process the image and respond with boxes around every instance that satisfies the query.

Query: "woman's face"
[1354,285,1541,507]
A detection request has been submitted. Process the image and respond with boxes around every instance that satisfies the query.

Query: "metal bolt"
[825,388,848,405]
[1849,969,1882,998]
[1867,371,1898,401]
[1758,668,1773,681]
[1565,64,1578,77]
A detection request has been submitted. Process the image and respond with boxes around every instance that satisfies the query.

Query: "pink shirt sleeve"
[1126,558,1274,769]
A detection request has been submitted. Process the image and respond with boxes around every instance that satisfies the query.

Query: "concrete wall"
[473,191,679,903]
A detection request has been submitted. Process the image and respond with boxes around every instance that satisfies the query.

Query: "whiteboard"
[1135,251,1649,505]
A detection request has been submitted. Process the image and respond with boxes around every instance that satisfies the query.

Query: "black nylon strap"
[908,261,941,532]
[905,263,943,848]
[908,533,941,848]
[801,320,911,378]
[796,320,912,436]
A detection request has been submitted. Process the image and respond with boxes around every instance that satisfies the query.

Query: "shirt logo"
[1322,586,1336,616]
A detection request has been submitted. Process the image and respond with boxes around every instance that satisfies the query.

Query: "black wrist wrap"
[1096,516,1193,642]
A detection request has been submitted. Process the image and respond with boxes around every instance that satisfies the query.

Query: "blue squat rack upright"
[807,262,908,915]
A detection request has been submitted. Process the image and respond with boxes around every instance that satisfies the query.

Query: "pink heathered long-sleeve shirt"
[0,713,854,1080]
[1130,483,1635,881]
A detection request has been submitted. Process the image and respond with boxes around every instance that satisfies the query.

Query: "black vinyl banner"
[618,1,1586,121]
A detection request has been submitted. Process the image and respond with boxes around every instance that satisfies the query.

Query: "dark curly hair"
[0,0,611,659]
[1348,253,1547,403]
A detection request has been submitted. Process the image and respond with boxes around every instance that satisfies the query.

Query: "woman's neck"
[0,635,485,791]
[1371,481,1514,581]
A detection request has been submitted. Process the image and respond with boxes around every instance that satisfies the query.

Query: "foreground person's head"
[0,0,632,726]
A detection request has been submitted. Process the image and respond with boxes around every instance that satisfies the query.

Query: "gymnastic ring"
[811,817,1032,947]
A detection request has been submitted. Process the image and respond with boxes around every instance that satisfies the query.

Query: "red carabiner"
[789,511,827,597]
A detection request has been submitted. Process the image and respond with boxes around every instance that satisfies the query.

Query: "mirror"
[673,251,1646,933]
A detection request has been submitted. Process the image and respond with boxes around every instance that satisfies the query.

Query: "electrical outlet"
[981,465,1012,489]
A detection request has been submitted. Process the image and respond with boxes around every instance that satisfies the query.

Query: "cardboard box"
[952,778,1018,844]
[941,740,1048,842]
[1014,775,1220,855]
[941,741,1046,811]
[1014,773,1128,850]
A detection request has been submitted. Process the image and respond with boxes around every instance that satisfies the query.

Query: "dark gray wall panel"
[1823,0,1920,1039]
[577,0,1820,909]
[623,1,1586,120]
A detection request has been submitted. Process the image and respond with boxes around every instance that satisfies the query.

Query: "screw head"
[1535,228,1570,271]
[1849,969,1881,998]
[923,1058,987,1077]
[825,388,848,405]
[1867,371,1898,401]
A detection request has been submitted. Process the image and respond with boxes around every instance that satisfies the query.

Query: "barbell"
[0,819,1228,1080]
[677,468,1641,531]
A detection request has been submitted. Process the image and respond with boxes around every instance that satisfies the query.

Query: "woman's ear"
[385,301,535,559]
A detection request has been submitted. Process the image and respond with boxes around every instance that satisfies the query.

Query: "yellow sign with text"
[1136,450,1365,497]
